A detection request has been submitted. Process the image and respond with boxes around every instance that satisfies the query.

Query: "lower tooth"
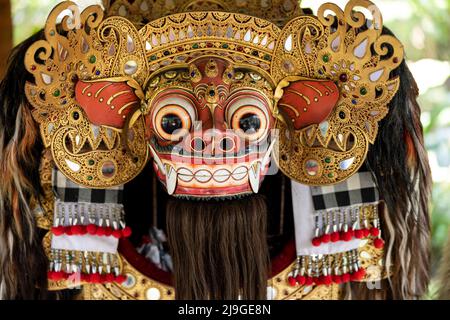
[164,164,177,195]
[248,162,261,193]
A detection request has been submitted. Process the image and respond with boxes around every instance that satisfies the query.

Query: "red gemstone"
[237,46,244,52]
[339,73,348,82]
[31,65,36,71]
[206,42,213,48]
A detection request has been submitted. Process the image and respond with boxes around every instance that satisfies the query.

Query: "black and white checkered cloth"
[52,168,123,204]
[310,166,379,211]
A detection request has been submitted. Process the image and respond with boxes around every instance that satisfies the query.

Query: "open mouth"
[148,137,276,198]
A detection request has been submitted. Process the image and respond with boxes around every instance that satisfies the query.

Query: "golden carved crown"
[24,0,403,188]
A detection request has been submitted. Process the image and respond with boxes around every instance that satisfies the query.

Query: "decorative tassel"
[51,201,132,239]
[47,249,127,284]
[287,249,366,287]
[310,205,384,247]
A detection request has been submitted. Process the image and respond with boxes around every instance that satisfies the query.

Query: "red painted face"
[145,57,275,199]
[72,60,340,197]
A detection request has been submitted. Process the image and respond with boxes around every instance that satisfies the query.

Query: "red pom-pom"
[112,229,123,239]
[362,228,370,238]
[324,275,333,286]
[53,271,65,281]
[370,227,380,237]
[121,226,132,238]
[305,277,313,286]
[80,273,89,282]
[99,274,107,284]
[115,275,127,284]
[331,232,340,243]
[65,227,73,236]
[374,238,385,249]
[332,275,342,284]
[105,273,115,283]
[89,273,101,283]
[312,237,322,247]
[288,276,297,287]
[321,234,331,243]
[295,275,306,286]
[354,229,364,239]
[47,271,55,280]
[78,225,87,235]
[104,227,113,237]
[342,231,353,242]
[51,226,65,236]
[341,273,351,283]
[71,225,83,235]
[313,276,323,286]
[96,227,106,236]
[86,224,97,235]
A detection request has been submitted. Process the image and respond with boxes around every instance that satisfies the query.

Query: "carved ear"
[275,77,339,130]
[75,78,143,129]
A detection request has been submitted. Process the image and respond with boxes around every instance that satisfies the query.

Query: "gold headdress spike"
[103,0,304,28]
[24,0,403,188]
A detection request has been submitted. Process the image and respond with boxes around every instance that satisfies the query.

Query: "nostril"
[190,137,206,152]
[219,137,235,152]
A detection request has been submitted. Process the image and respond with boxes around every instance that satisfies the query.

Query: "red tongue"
[277,79,339,130]
[75,80,140,129]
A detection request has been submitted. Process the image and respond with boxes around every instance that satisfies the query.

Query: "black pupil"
[239,113,261,133]
[161,113,182,134]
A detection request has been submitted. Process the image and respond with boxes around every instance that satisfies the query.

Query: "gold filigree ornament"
[271,0,403,185]
[25,2,149,187]
[25,0,403,188]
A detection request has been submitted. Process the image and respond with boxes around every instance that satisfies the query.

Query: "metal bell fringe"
[311,204,384,248]
[51,201,131,239]
[287,249,366,287]
[47,249,127,284]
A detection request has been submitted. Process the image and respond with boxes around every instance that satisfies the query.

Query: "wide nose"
[182,129,242,156]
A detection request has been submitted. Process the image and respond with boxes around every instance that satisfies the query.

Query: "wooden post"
[0,0,13,79]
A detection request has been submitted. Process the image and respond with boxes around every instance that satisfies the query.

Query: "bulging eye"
[153,96,196,141]
[227,96,269,142]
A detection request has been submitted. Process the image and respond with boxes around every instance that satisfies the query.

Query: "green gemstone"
[53,89,60,97]
[150,55,157,61]
[325,157,331,164]
[322,54,330,63]
[49,30,55,36]
[88,159,95,165]
[87,176,93,181]
[222,43,229,49]
[263,54,271,61]
[328,173,334,178]
[192,43,199,49]
[360,87,368,95]
[89,55,96,63]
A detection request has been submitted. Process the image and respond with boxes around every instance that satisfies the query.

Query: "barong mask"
[24,0,403,198]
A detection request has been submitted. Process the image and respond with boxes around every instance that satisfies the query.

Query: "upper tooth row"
[176,166,248,183]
